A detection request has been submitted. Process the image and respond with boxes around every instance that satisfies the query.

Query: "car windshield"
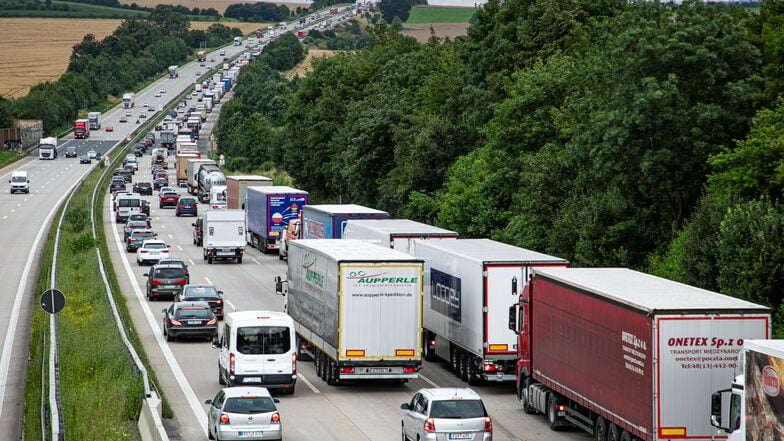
[11,176,25,182]
[236,326,290,355]
[126,222,147,229]
[154,268,185,279]
[174,307,212,319]
[133,232,155,240]
[429,400,487,419]
[222,397,276,414]
[118,199,141,207]
[183,286,218,298]
[143,241,165,249]
[180,199,195,205]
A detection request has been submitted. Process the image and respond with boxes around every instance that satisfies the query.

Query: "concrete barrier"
[138,392,169,441]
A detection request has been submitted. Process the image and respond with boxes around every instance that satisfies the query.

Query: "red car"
[119,118,128,123]
[105,126,114,132]
[159,191,180,208]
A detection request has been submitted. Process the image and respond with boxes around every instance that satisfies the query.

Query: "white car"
[87,149,98,159]
[125,110,132,117]
[154,92,161,97]
[136,239,170,265]
[205,387,281,441]
[160,88,166,94]
[158,186,175,194]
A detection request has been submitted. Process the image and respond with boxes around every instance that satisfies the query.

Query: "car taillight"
[271,412,280,424]
[229,353,235,375]
[216,299,223,305]
[129,238,137,242]
[219,414,230,425]
[484,416,492,431]
[140,250,149,253]
[292,353,297,374]
[206,318,217,325]
[170,319,183,326]
[483,364,498,372]
[423,418,435,432]
[176,279,187,285]
[151,280,162,285]
[340,367,354,374]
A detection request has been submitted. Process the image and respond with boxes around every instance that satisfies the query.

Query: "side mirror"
[508,304,519,333]
[143,273,149,277]
[710,389,737,433]
[274,276,285,296]
[167,245,171,248]
[204,399,212,405]
[192,223,196,227]
[218,291,224,295]
[273,398,280,404]
[400,403,410,410]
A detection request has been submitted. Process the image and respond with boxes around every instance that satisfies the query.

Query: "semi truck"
[301,204,389,239]
[168,65,178,78]
[413,239,568,383]
[246,186,308,253]
[38,137,57,160]
[160,130,176,149]
[710,340,784,441]
[186,159,215,195]
[122,93,134,108]
[196,51,206,62]
[209,185,227,209]
[197,165,225,204]
[509,267,770,441]
[73,119,89,139]
[201,209,245,263]
[226,175,273,209]
[343,219,458,254]
[233,36,242,46]
[88,112,101,130]
[176,153,200,186]
[278,239,424,384]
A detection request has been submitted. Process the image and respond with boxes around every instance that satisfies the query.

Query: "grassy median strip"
[24,143,171,439]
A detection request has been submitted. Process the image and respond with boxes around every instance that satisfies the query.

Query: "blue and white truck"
[246,186,308,253]
[301,204,389,240]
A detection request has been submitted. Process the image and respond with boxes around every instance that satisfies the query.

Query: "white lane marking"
[298,373,321,394]
[161,224,167,229]
[0,172,84,422]
[204,276,212,285]
[10,209,14,213]
[188,258,195,266]
[419,374,440,388]
[110,204,208,436]
[177,245,183,251]
[168,234,173,239]
[250,257,261,265]
[223,298,236,311]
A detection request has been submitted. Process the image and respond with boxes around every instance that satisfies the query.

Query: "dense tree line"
[305,20,373,50]
[224,3,290,22]
[0,0,69,11]
[3,6,240,133]
[214,0,784,333]
[63,0,221,17]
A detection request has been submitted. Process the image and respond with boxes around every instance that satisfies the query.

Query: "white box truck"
[412,238,568,383]
[202,209,245,263]
[168,65,178,78]
[343,218,458,254]
[279,239,424,384]
[711,339,783,441]
[122,92,134,108]
[88,112,101,130]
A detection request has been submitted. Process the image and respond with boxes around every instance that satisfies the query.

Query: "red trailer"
[225,175,273,210]
[510,267,770,441]
[73,119,89,139]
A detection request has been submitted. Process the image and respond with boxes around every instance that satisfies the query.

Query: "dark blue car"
[176,197,198,217]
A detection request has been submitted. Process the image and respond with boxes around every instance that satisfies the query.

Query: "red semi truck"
[509,267,770,441]
[73,119,89,139]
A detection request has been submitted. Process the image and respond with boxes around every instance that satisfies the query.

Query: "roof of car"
[419,388,482,401]
[152,263,185,270]
[220,386,273,399]
[141,239,166,245]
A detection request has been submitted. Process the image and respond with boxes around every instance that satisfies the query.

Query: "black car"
[109,180,126,193]
[133,181,153,195]
[162,302,217,341]
[126,229,156,252]
[65,146,77,158]
[128,213,151,227]
[145,263,189,300]
[79,154,91,164]
[133,146,145,157]
[157,258,189,278]
[174,284,223,319]
[123,220,149,242]
[118,169,132,182]
[153,178,168,190]
[192,218,203,246]
[140,199,150,216]
[176,197,198,217]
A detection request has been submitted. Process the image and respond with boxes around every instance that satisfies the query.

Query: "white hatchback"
[205,387,282,441]
[401,388,493,441]
[136,239,170,265]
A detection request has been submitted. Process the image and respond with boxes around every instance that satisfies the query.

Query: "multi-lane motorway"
[1,17,591,441]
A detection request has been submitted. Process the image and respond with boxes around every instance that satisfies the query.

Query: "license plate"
[188,321,200,325]
[163,285,175,289]
[368,368,387,373]
[151,252,159,256]
[448,434,472,440]
[239,432,263,437]
[244,377,261,383]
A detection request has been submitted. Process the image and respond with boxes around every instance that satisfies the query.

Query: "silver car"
[401,388,492,441]
[205,387,282,441]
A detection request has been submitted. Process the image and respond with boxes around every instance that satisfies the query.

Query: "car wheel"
[402,423,408,441]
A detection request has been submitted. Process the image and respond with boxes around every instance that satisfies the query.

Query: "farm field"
[406,5,476,24]
[286,49,338,80]
[0,18,263,98]
[401,22,470,42]
[117,0,312,14]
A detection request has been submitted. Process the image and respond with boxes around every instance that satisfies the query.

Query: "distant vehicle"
[128,213,151,227]
[88,112,101,130]
[145,263,189,301]
[105,126,114,132]
[176,197,198,217]
[219,50,226,56]
[87,149,98,159]
[138,112,147,119]
[109,180,126,193]
[79,154,91,164]
[133,181,153,196]
[119,117,128,123]
[8,171,30,194]
[159,191,179,208]
[136,239,170,265]
[127,230,157,252]
[205,387,282,441]
[168,65,178,78]
[233,36,242,46]
[401,388,492,441]
[192,217,203,246]
[196,50,206,62]
[123,221,149,242]
[201,209,245,263]
[122,92,134,108]
[160,87,166,94]
[162,302,217,341]
[65,146,77,158]
[154,92,161,97]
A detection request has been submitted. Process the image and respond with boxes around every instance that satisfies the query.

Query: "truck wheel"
[607,423,620,441]
[521,378,536,414]
[466,357,480,385]
[459,352,469,382]
[619,430,632,441]
[594,416,607,441]
[423,334,437,362]
[547,394,562,431]
[326,360,338,385]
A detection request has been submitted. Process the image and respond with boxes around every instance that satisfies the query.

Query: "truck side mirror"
[508,304,519,333]
[274,276,285,296]
[710,389,737,432]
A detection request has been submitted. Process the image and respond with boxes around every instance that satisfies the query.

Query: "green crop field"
[0,2,231,20]
[406,6,475,24]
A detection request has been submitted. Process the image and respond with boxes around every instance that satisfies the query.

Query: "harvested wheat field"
[401,22,470,43]
[0,18,265,99]
[118,0,311,14]
[286,49,338,80]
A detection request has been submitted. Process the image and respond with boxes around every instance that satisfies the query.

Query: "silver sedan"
[205,387,282,441]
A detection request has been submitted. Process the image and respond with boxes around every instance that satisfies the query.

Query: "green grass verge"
[0,150,28,169]
[405,6,475,24]
[24,137,171,439]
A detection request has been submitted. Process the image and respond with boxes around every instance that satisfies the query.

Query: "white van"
[8,171,29,194]
[214,311,297,394]
[115,192,142,223]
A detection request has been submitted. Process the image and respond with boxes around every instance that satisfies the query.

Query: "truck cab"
[277,218,301,261]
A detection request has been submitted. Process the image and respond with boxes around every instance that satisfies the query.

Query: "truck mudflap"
[337,364,421,380]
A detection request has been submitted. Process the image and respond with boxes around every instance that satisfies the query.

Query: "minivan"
[213,311,297,394]
[115,192,142,223]
[8,171,29,194]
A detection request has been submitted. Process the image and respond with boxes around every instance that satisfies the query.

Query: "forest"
[215,0,784,334]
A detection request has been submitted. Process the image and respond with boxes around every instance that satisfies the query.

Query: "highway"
[0,31,263,439]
